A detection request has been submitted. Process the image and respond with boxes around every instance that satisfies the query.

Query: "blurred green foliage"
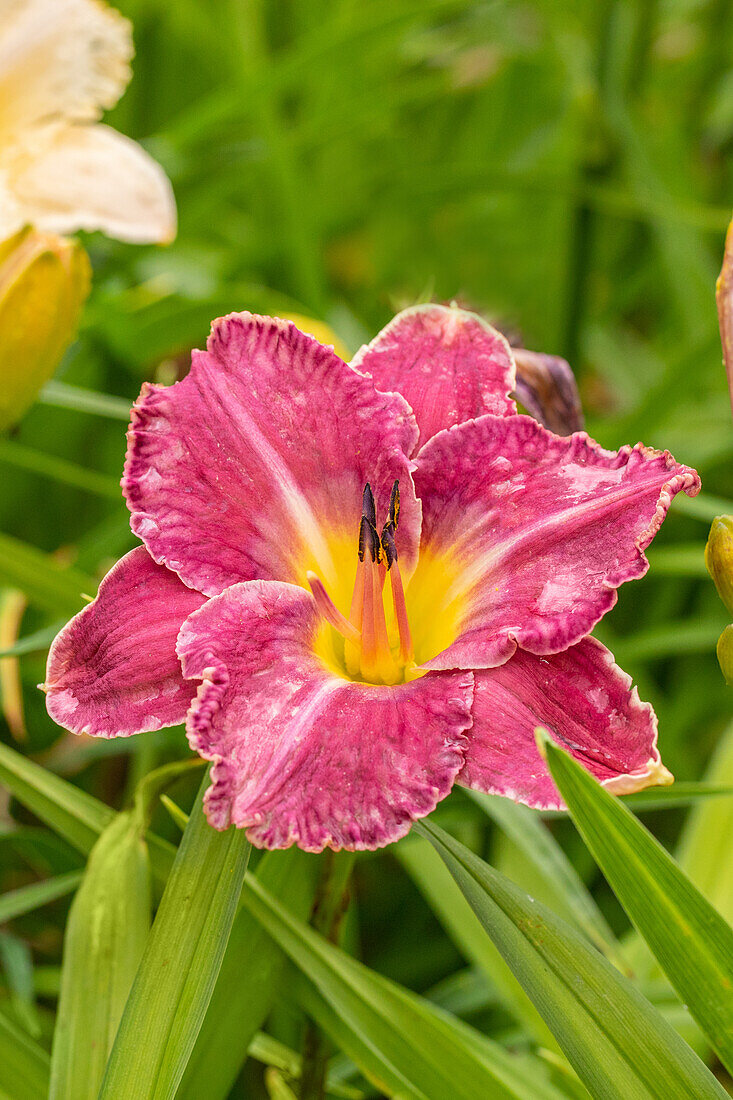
[2,1,733,1095]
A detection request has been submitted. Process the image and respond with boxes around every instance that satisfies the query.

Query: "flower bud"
[511,346,584,436]
[705,516,733,616]
[0,226,91,430]
[281,313,351,361]
[717,624,733,686]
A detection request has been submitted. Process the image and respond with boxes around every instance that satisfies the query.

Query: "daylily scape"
[44,305,700,851]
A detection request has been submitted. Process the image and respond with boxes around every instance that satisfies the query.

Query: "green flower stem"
[299,850,356,1100]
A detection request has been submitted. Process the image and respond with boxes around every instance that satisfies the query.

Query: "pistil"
[307,572,361,644]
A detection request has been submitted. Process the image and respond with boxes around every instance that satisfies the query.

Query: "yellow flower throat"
[308,482,417,685]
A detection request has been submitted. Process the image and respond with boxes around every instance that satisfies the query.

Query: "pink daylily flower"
[44,305,700,851]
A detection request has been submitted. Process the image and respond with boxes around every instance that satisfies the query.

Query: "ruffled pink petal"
[414,415,700,670]
[44,547,206,737]
[124,313,420,598]
[351,304,516,451]
[459,637,671,809]
[177,580,473,852]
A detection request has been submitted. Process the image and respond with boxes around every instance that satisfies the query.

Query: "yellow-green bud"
[717,624,733,687]
[705,516,733,616]
[279,313,352,361]
[0,226,91,431]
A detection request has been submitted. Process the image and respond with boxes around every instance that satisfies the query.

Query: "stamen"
[358,513,381,564]
[362,483,377,531]
[359,554,379,682]
[381,522,413,662]
[371,559,395,676]
[389,560,413,663]
[342,480,414,684]
[348,557,366,628]
[388,480,400,528]
[360,552,398,684]
[307,572,361,644]
[381,523,397,569]
[345,556,367,678]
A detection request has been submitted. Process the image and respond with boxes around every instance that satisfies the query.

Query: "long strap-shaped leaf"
[466,790,623,965]
[542,733,733,1078]
[98,777,250,1100]
[0,740,112,852]
[0,740,174,882]
[0,741,562,1096]
[0,742,311,1098]
[50,812,151,1100]
[0,869,82,923]
[676,720,733,922]
[177,847,319,1100]
[241,876,569,1100]
[0,438,120,499]
[395,836,558,1050]
[0,1007,49,1100]
[416,819,727,1100]
[0,532,94,615]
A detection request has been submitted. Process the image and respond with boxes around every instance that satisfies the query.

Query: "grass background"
[2,1,733,1094]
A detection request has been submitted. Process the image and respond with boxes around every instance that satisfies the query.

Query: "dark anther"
[388,480,400,529]
[381,522,397,569]
[362,483,377,528]
[358,515,381,563]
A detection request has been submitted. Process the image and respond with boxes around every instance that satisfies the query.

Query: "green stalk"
[299,850,356,1100]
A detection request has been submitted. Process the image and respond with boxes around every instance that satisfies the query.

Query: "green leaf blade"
[0,869,82,924]
[0,1008,49,1100]
[0,740,113,855]
[241,875,570,1100]
[0,438,120,499]
[677,721,733,920]
[417,818,727,1100]
[50,812,152,1100]
[0,532,94,614]
[467,789,623,965]
[395,835,559,1050]
[39,380,132,421]
[177,847,319,1100]
[543,736,733,1078]
[99,776,250,1100]
[0,740,174,885]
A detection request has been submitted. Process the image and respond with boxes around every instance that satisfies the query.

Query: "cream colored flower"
[0,0,176,243]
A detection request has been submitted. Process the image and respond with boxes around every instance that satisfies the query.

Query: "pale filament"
[388,559,413,663]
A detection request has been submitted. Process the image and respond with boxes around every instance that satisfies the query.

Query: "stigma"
[307,481,414,685]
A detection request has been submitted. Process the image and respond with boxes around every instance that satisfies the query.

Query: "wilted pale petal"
[124,313,420,599]
[351,304,515,450]
[459,637,670,809]
[6,123,176,244]
[44,547,205,736]
[0,0,132,139]
[413,415,700,670]
[512,347,584,435]
[0,226,90,430]
[177,581,473,851]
